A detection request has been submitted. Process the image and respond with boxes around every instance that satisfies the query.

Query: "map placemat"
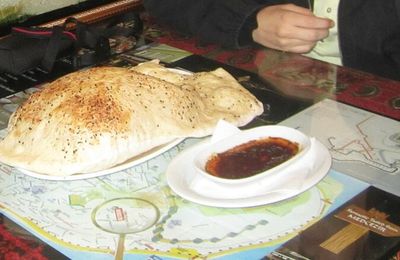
[280,98,400,196]
[0,136,368,259]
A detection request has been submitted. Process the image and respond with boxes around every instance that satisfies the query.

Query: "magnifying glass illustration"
[92,197,160,260]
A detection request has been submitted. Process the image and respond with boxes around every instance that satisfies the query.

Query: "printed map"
[281,98,400,196]
[0,135,368,259]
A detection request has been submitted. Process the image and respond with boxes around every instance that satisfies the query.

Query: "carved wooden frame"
[41,0,143,29]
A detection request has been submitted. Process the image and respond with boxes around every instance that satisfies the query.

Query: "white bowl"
[193,125,311,185]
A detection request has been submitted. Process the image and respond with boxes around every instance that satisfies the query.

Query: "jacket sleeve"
[338,0,400,80]
[143,0,312,49]
[143,0,267,49]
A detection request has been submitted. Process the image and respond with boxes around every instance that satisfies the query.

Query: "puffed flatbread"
[0,61,263,176]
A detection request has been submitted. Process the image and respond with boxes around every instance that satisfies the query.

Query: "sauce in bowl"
[205,137,299,179]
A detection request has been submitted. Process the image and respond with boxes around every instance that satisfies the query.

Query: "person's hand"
[252,4,334,53]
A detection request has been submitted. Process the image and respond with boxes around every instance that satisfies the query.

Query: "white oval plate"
[17,138,184,181]
[166,137,331,208]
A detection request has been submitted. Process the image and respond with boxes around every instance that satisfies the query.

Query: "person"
[143,0,400,81]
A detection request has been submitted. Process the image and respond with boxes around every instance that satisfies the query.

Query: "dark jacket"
[144,0,400,80]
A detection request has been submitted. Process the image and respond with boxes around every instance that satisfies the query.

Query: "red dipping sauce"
[205,137,299,179]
